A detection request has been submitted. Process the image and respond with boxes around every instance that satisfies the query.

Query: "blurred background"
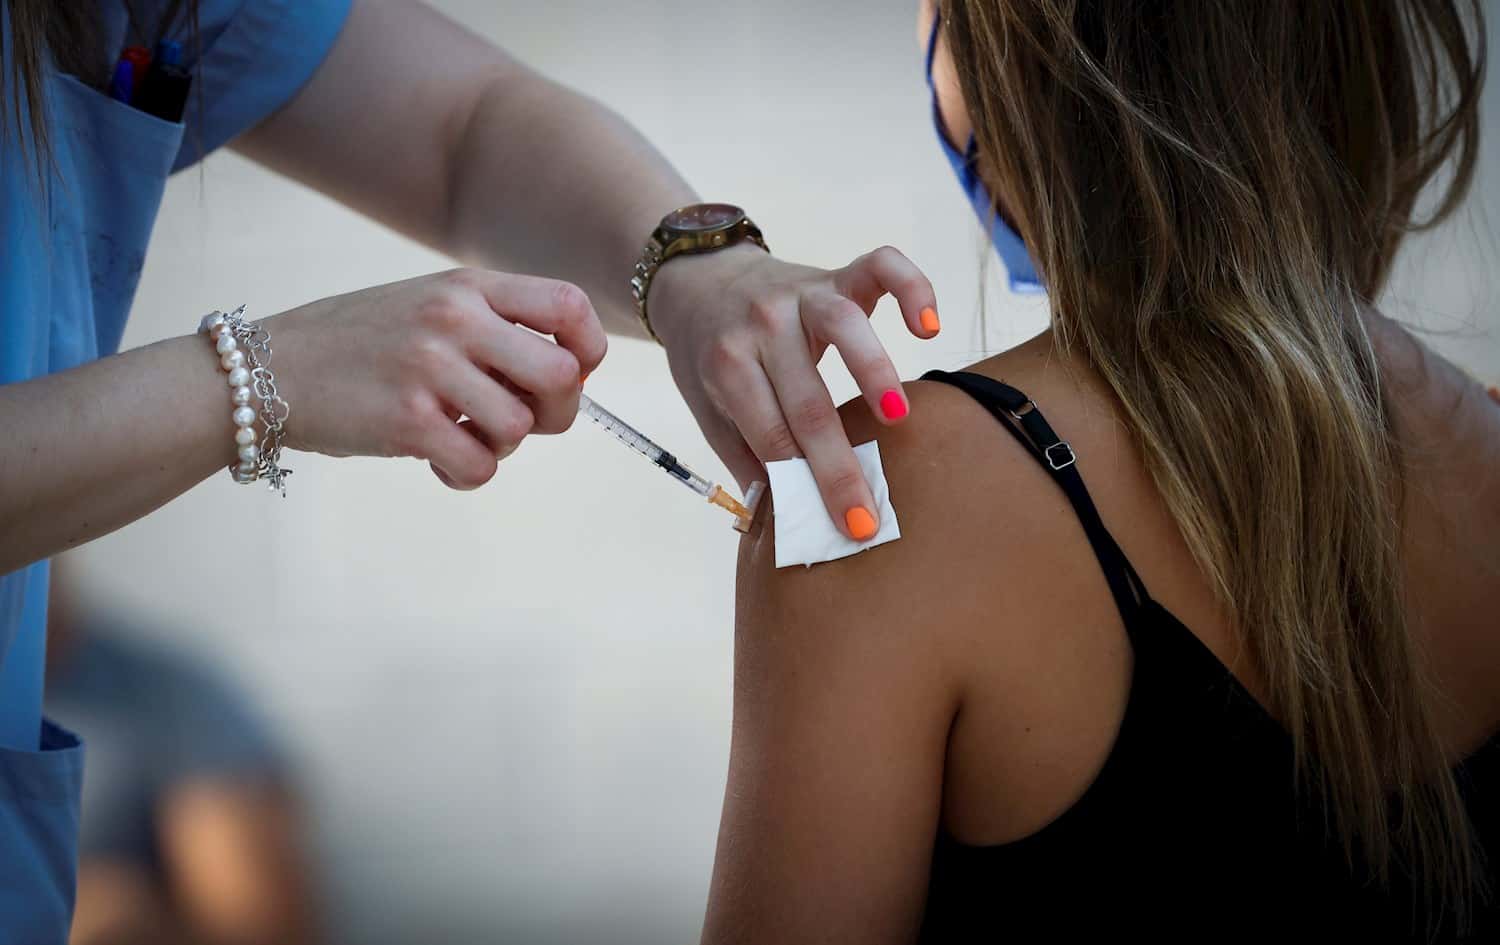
[59,1,1497,943]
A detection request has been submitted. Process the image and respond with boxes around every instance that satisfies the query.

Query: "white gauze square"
[765,440,902,569]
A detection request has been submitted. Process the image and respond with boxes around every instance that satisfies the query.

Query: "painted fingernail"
[580,371,590,387]
[920,306,941,334]
[880,389,909,421]
[845,506,878,541]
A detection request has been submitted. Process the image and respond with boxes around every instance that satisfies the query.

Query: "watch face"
[664,203,744,233]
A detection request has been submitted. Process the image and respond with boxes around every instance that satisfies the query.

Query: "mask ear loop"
[926,5,1042,297]
[925,6,942,85]
[927,6,984,193]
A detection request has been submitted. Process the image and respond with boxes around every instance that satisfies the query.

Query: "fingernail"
[845,506,878,541]
[920,306,941,334]
[580,371,591,387]
[880,389,909,421]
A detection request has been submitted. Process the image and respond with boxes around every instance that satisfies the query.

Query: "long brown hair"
[944,0,1486,930]
[3,0,200,168]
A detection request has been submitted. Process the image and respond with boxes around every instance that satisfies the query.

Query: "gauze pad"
[766,441,901,568]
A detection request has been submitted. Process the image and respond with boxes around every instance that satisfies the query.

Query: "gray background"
[72,2,1496,943]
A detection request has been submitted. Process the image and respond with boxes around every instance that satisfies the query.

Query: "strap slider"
[1045,441,1076,470]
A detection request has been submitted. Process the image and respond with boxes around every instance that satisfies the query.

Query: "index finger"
[762,327,881,542]
[462,270,609,375]
[832,246,941,339]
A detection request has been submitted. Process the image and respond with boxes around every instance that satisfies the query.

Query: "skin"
[0,0,943,576]
[701,6,1500,942]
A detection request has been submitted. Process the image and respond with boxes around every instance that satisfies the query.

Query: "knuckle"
[826,300,867,327]
[493,440,521,465]
[894,273,927,296]
[789,397,838,435]
[851,351,893,382]
[401,336,451,379]
[538,349,581,393]
[415,293,469,334]
[747,298,785,333]
[702,336,746,378]
[535,406,577,435]
[442,267,482,292]
[584,332,609,370]
[551,281,590,322]
[467,454,500,488]
[447,462,495,492]
[823,466,866,499]
[396,387,434,424]
[495,407,535,448]
[759,422,799,460]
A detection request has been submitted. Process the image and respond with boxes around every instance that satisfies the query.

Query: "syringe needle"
[577,393,762,530]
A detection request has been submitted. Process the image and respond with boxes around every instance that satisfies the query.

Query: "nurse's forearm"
[441,72,696,338]
[0,336,229,575]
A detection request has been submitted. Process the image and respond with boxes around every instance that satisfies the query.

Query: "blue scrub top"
[0,1,351,938]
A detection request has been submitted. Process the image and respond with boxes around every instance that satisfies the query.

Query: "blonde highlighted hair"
[944,0,1486,928]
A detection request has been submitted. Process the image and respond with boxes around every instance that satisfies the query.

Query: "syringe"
[577,393,763,531]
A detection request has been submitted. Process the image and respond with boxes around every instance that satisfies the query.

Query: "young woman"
[710,1,1497,941]
[0,0,939,937]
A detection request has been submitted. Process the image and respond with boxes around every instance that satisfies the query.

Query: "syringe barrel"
[579,393,712,496]
[579,395,664,464]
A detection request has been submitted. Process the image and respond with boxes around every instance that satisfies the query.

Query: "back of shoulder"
[734,339,1123,682]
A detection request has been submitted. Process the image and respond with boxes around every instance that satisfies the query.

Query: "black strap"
[921,370,1150,626]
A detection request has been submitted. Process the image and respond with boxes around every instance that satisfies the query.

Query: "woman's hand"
[648,245,939,539]
[268,269,607,489]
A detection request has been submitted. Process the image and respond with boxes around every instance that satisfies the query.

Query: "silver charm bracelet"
[198,306,293,496]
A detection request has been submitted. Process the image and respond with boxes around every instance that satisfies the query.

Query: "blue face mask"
[925,11,1044,293]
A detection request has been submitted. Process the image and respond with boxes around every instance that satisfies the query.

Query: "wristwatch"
[630,203,770,343]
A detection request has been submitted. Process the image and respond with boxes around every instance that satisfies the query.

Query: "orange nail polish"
[580,371,590,387]
[920,306,941,334]
[845,506,878,541]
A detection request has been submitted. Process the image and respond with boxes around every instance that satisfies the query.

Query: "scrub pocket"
[0,720,85,945]
[45,73,185,367]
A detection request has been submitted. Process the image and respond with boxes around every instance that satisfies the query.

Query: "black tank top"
[916,370,1500,942]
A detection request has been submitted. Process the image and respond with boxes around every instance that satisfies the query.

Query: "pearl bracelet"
[198,306,292,495]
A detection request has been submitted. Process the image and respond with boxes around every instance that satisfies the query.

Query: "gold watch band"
[631,211,769,344]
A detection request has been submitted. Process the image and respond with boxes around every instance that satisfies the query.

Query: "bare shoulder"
[737,367,1031,621]
[734,334,1131,698]
[731,375,1000,691]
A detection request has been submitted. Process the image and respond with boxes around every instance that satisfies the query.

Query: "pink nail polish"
[880,389,908,421]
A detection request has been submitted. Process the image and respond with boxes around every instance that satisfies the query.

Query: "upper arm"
[702,393,974,945]
[232,0,529,247]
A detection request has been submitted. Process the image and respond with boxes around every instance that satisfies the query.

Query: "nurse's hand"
[647,245,938,540]
[267,269,607,489]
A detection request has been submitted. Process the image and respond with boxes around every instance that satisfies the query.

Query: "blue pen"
[108,57,135,105]
[139,40,192,123]
[156,40,183,68]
